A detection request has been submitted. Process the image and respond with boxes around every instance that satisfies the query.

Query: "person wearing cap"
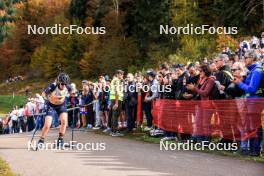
[233,49,263,156]
[109,69,124,136]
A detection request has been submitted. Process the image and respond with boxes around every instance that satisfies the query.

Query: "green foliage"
[177,35,216,62]
[69,0,100,25]
[0,157,17,176]
[0,0,23,39]
[128,0,171,63]
[197,0,264,35]
[79,52,95,77]
[0,0,263,81]
[69,0,88,25]
[0,95,26,114]
[216,34,239,53]
[171,0,201,25]
[0,1,6,10]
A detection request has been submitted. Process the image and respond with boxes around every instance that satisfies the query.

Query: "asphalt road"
[0,129,263,176]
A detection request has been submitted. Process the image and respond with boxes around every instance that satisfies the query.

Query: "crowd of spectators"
[5,75,24,84]
[1,33,264,156]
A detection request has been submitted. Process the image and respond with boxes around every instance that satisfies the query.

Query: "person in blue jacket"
[234,50,263,156]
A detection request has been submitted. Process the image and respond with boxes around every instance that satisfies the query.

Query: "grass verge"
[0,157,16,176]
[0,95,26,115]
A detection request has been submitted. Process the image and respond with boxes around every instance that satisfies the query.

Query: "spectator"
[24,98,36,131]
[17,105,26,132]
[80,80,94,128]
[124,73,137,132]
[93,82,101,129]
[98,78,110,130]
[233,50,263,156]
[214,54,233,99]
[183,63,200,100]
[172,64,189,100]
[187,64,216,141]
[3,115,10,134]
[67,84,79,128]
[187,64,216,100]
[10,107,19,133]
[160,73,177,141]
[143,70,159,131]
[109,70,124,136]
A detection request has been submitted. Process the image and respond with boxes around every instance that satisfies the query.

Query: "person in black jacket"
[172,64,190,100]
[182,63,200,100]
[160,74,175,99]
[214,54,233,99]
[160,74,177,141]
[214,54,237,144]
[67,87,79,128]
[124,73,138,131]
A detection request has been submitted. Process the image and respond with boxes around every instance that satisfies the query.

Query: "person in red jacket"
[187,64,215,142]
[187,64,215,100]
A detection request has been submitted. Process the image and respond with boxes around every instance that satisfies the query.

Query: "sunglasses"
[60,83,66,86]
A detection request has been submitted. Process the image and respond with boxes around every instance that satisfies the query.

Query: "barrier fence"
[152,98,264,140]
[4,98,264,141]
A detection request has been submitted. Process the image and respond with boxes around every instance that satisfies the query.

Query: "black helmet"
[57,72,70,85]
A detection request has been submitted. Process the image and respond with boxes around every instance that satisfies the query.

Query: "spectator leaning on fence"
[214,54,233,99]
[186,64,216,142]
[233,49,264,156]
